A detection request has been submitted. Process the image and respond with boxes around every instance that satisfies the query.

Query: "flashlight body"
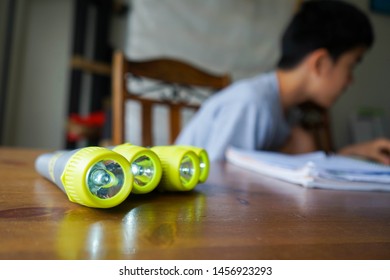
[35,149,77,193]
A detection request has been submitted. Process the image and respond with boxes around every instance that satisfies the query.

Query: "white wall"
[331,0,390,149]
[3,0,73,149]
[124,0,296,80]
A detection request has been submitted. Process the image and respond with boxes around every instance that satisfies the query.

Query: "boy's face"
[312,46,366,108]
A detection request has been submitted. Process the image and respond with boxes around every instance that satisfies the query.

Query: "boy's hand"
[338,138,390,165]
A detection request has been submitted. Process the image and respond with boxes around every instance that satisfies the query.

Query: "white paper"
[225,147,390,192]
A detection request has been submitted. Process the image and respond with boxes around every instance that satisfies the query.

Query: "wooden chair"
[111,50,231,146]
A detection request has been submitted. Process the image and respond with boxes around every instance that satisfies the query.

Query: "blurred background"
[0,0,389,151]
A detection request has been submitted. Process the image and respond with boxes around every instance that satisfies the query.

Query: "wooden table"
[1,147,390,260]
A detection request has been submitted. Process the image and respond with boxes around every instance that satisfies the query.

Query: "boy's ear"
[307,48,332,77]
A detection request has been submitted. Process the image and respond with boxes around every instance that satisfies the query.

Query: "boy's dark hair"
[277,0,374,69]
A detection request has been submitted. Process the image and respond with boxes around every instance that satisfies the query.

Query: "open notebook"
[225,147,390,191]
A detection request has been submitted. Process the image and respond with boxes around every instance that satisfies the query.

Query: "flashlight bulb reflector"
[87,160,125,199]
[179,155,196,185]
[131,155,155,187]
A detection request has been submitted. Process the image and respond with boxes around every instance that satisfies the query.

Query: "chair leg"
[142,103,153,147]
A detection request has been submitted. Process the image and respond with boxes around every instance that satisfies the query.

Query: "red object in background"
[67,111,105,142]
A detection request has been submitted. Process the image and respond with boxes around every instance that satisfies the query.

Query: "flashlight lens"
[179,155,195,185]
[87,160,125,199]
[131,155,155,187]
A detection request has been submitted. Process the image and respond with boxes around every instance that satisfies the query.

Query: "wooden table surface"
[1,147,390,260]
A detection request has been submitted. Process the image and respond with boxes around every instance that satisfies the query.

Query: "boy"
[175,0,390,164]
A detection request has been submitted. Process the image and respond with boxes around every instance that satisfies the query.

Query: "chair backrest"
[111,50,231,146]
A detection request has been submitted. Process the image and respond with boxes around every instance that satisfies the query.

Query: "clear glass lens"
[179,155,195,185]
[87,160,125,199]
[131,155,155,187]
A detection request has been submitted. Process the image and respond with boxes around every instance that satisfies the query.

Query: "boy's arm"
[279,125,318,154]
[279,128,390,165]
[338,138,390,165]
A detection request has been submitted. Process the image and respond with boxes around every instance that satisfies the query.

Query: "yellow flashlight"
[175,146,210,183]
[151,146,200,192]
[112,143,162,194]
[35,146,133,208]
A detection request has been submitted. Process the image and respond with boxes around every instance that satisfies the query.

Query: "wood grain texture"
[1,147,390,259]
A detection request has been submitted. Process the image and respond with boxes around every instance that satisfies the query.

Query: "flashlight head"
[113,143,162,194]
[61,147,133,208]
[151,146,200,191]
[176,146,210,183]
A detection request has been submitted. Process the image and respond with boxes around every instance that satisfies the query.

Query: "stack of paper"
[225,147,390,191]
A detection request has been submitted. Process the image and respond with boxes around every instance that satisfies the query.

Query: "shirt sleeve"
[203,104,245,161]
[205,101,271,161]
